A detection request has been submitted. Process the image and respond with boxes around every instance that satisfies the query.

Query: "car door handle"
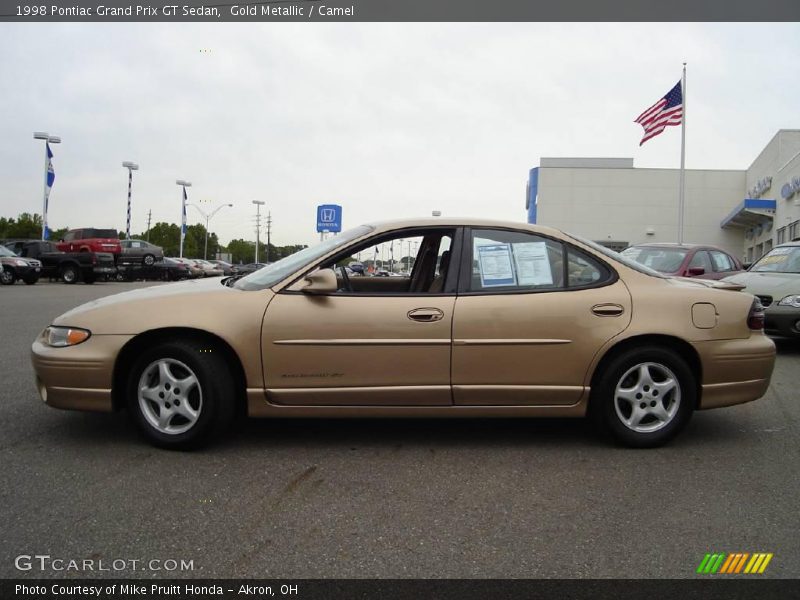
[407,308,444,322]
[591,303,625,317]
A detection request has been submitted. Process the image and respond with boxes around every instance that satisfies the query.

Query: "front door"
[261,228,458,406]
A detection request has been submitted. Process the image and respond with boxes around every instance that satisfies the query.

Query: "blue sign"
[316,204,342,233]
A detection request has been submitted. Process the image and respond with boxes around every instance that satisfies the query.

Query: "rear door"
[451,227,632,406]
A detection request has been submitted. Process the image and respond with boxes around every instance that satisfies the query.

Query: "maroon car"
[619,243,745,280]
[57,228,122,261]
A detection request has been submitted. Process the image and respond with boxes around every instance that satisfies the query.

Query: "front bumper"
[764,304,800,338]
[31,333,133,412]
[693,334,776,410]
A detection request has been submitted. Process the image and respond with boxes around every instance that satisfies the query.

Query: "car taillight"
[747,297,765,330]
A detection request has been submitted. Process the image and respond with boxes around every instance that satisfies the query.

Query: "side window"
[567,247,607,287]
[318,229,456,294]
[710,251,734,272]
[64,231,76,241]
[688,251,713,272]
[469,229,564,292]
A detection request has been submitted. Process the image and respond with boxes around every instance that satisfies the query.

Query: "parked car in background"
[4,239,115,284]
[193,260,224,277]
[156,257,192,281]
[236,262,269,275]
[119,239,164,266]
[31,218,774,450]
[56,228,122,260]
[0,244,41,285]
[209,260,238,276]
[620,243,744,280]
[722,241,800,338]
[170,257,204,278]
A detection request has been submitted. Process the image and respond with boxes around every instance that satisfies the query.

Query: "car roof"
[626,242,708,249]
[364,218,564,236]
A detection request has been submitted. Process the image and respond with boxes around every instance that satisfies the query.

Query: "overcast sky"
[1,23,798,247]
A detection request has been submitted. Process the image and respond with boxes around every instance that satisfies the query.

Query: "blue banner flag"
[43,142,56,239]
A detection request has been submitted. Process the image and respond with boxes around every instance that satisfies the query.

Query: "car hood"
[54,277,274,335]
[722,272,800,297]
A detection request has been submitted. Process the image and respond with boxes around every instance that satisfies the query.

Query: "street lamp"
[188,202,233,260]
[122,161,139,239]
[252,200,265,263]
[33,132,61,240]
[176,180,192,258]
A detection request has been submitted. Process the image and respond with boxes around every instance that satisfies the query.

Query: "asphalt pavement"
[1,281,798,579]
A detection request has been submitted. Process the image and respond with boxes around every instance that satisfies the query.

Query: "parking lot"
[1,280,798,579]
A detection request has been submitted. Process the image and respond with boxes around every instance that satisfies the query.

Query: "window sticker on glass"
[477,244,516,287]
[512,242,553,286]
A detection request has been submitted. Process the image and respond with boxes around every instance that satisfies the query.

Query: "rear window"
[82,229,118,239]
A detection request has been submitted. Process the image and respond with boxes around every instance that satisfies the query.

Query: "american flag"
[634,81,683,146]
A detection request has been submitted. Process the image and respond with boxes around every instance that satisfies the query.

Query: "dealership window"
[777,227,786,245]
[789,220,800,242]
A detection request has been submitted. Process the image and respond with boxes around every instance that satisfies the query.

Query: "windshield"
[750,245,800,273]
[234,225,374,291]
[619,246,688,273]
[565,234,667,278]
[0,245,18,257]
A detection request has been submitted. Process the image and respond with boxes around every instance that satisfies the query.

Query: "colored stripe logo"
[697,552,773,574]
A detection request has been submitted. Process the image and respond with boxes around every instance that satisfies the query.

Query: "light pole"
[252,200,265,263]
[122,161,139,239]
[33,132,61,240]
[188,202,233,260]
[176,180,192,257]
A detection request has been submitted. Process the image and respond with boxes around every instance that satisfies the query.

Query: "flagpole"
[678,63,687,245]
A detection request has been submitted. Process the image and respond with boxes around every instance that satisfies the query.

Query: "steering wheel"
[339,265,353,292]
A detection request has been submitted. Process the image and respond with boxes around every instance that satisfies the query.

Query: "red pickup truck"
[57,228,122,260]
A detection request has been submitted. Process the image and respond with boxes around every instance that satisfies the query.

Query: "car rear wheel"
[127,339,235,449]
[143,254,155,266]
[61,265,79,284]
[592,346,695,448]
[0,269,17,285]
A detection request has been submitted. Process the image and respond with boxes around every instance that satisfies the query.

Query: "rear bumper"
[31,334,132,412]
[693,334,776,410]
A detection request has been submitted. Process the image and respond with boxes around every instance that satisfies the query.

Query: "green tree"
[226,239,255,264]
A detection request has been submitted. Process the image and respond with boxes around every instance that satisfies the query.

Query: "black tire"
[23,275,39,285]
[143,254,156,266]
[590,346,695,448]
[126,338,235,450]
[61,264,79,284]
[0,269,17,285]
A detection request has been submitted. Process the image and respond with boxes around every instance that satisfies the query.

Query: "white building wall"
[536,165,746,258]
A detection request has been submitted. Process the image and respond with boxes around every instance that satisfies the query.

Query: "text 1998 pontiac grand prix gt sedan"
[31,219,776,449]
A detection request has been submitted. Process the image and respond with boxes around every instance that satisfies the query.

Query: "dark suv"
[0,244,42,285]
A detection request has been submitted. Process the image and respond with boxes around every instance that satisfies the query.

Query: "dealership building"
[526,129,800,263]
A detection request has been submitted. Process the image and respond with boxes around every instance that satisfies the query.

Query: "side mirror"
[687,267,705,276]
[302,268,338,294]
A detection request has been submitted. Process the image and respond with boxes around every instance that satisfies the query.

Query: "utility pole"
[252,200,265,263]
[146,210,152,242]
[265,211,272,263]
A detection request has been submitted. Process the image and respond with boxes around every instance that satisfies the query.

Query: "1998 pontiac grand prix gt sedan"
[31,219,776,449]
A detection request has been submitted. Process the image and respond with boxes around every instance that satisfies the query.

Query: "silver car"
[119,239,164,266]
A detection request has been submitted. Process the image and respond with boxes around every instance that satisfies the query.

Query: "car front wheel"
[127,339,235,449]
[143,254,155,266]
[0,269,17,285]
[592,346,695,448]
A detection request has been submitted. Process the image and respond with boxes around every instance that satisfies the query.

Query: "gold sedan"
[31,219,776,449]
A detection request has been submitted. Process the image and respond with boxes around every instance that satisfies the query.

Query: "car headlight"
[42,326,91,347]
[14,259,28,266]
[778,295,800,308]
